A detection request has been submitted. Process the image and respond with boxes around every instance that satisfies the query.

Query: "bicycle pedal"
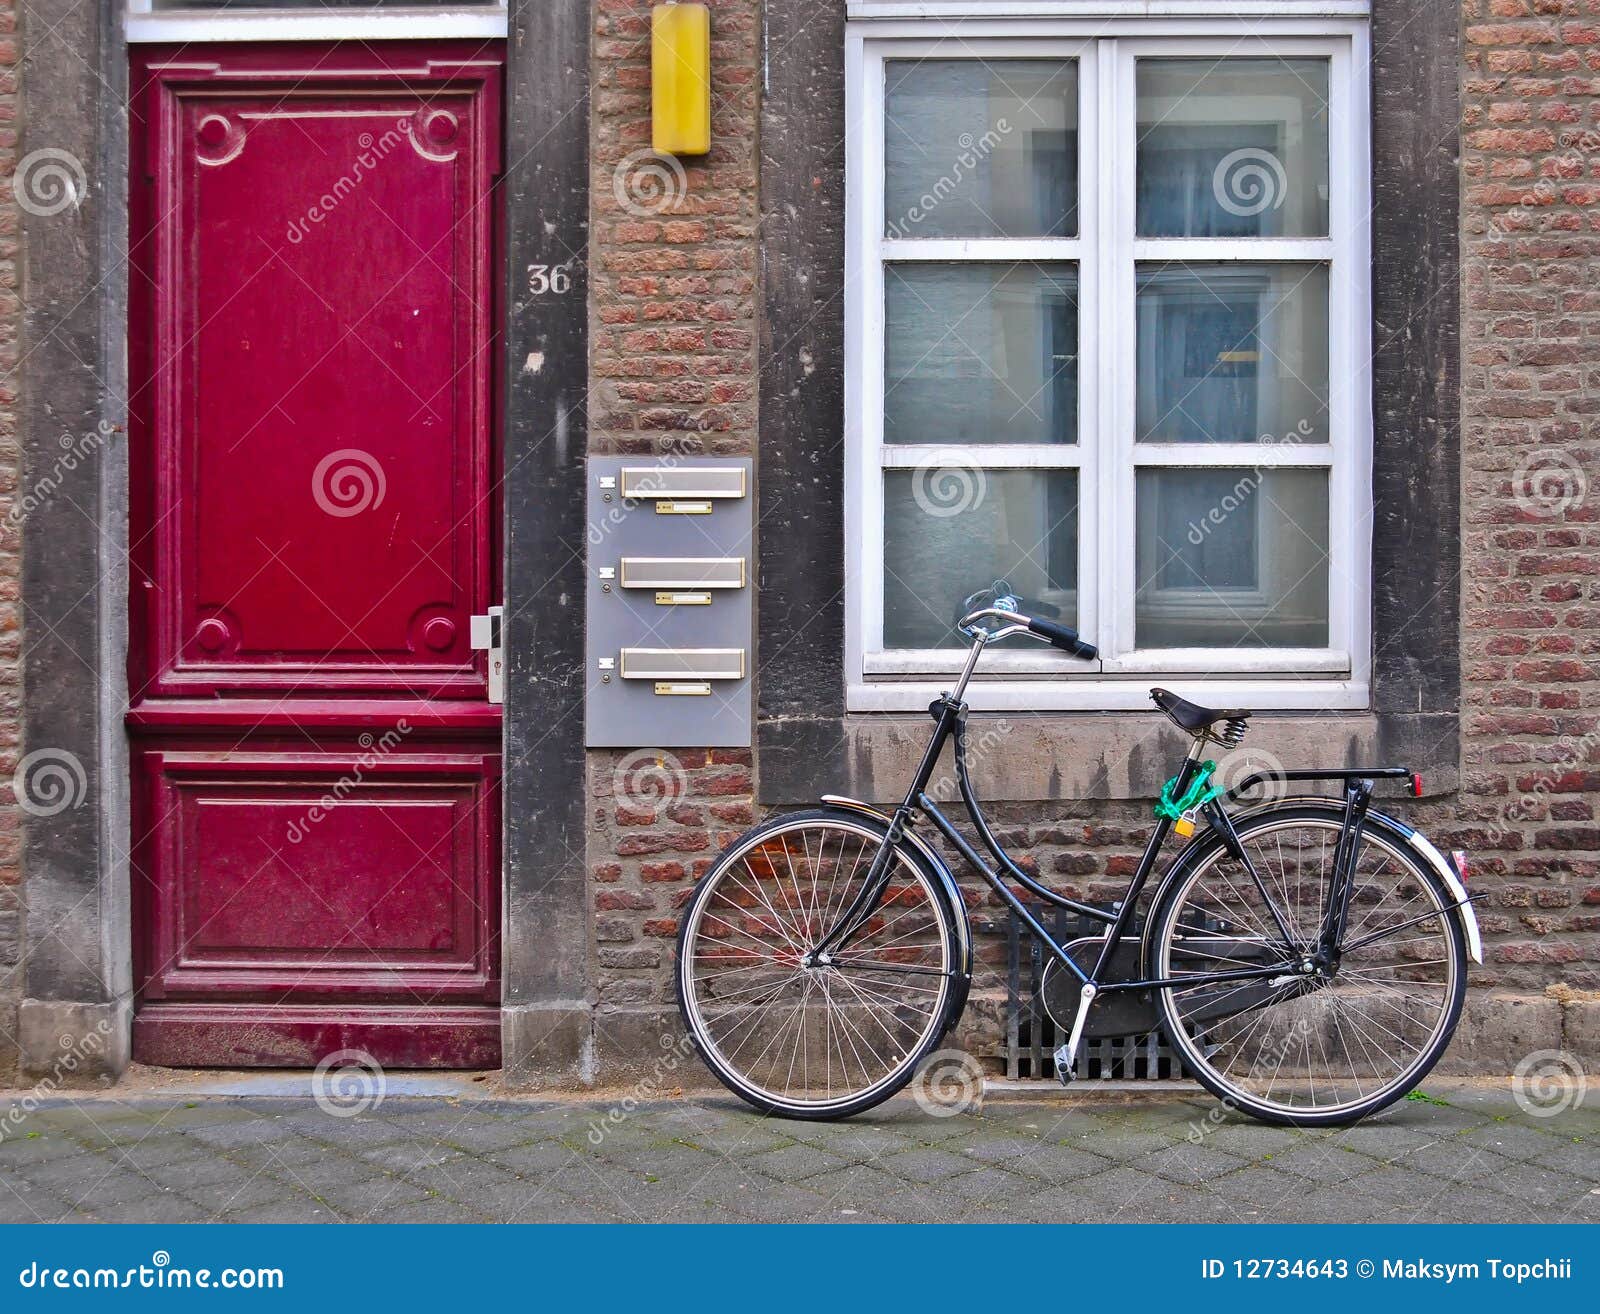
[1053,1043,1076,1086]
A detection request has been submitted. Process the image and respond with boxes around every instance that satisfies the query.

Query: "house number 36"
[527,263,572,295]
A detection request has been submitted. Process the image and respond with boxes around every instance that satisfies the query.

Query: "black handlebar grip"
[1027,616,1098,660]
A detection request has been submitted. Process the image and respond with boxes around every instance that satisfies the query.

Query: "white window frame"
[844,14,1372,714]
[125,1,508,43]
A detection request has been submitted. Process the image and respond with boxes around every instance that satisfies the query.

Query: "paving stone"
[1201,1165,1308,1219]
[945,1165,1036,1204]
[1065,1164,1213,1220]
[722,1182,836,1223]
[81,1193,216,1224]
[484,1139,583,1177]
[225,1200,339,1223]
[179,1118,302,1149]
[431,1118,541,1154]
[743,1142,849,1182]
[0,1133,79,1166]
[878,1146,975,1183]
[185,1175,300,1218]
[1138,1141,1249,1186]
[402,1157,524,1202]
[1528,1135,1600,1181]
[1001,1183,1105,1224]
[1190,1121,1304,1160]
[102,1136,215,1174]
[1261,1143,1374,1184]
[0,1174,71,1223]
[309,1175,434,1223]
[358,1142,468,1174]
[1324,1121,1442,1161]
[1460,1120,1571,1163]
[802,1162,910,1209]
[1556,1186,1600,1223]
[369,1197,493,1224]
[954,1135,1038,1167]
[814,1178,970,1223]
[1394,1137,1508,1184]
[1482,1161,1599,1213]
[1007,1142,1112,1184]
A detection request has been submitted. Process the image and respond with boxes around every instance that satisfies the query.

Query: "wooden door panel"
[138,749,500,1002]
[129,44,505,1070]
[134,51,501,700]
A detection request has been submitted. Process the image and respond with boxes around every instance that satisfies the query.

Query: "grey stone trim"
[14,2,133,1077]
[499,0,592,1082]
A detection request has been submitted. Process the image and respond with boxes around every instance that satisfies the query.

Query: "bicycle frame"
[807,628,1435,1076]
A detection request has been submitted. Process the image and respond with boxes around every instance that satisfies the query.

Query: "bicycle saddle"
[1150,687,1251,737]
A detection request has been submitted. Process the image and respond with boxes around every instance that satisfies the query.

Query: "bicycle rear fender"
[1150,796,1482,966]
[819,794,975,993]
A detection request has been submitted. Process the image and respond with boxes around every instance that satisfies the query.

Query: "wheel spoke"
[679,818,955,1114]
[1157,814,1461,1120]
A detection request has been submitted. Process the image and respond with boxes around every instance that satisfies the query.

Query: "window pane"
[1135,468,1328,648]
[885,60,1078,239]
[883,469,1078,649]
[886,264,1078,445]
[1136,263,1327,444]
[1137,58,1329,238]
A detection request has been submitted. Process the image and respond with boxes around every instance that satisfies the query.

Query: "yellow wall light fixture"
[652,3,711,156]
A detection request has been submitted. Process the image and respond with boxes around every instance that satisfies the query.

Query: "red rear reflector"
[1451,849,1470,883]
[1411,772,1424,797]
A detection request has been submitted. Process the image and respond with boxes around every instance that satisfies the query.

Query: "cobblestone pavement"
[0,1082,1595,1224]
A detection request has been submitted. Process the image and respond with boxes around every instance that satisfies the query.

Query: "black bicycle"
[676,592,1483,1128]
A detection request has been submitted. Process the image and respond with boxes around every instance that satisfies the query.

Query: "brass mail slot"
[654,681,711,696]
[655,591,712,606]
[620,648,745,681]
[621,465,747,501]
[620,557,746,590]
[655,499,712,515]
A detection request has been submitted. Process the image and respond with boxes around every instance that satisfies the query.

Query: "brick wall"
[1458,0,1600,1048]
[0,0,20,1086]
[587,0,760,1051]
[579,0,1600,1077]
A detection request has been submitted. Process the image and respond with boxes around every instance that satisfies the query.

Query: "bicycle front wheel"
[676,810,961,1120]
[1151,806,1467,1127]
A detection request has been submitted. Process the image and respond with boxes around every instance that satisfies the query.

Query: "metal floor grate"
[977,906,1197,1083]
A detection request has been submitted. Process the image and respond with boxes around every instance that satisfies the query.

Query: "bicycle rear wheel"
[675,809,961,1119]
[1150,806,1466,1127]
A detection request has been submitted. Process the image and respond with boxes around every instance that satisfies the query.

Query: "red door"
[127,45,504,1068]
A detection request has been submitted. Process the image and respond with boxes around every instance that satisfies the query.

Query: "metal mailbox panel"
[619,465,746,500]
[586,457,753,748]
[618,557,746,590]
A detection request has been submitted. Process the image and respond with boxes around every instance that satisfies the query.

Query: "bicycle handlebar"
[958,605,1099,661]
[1024,615,1099,661]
